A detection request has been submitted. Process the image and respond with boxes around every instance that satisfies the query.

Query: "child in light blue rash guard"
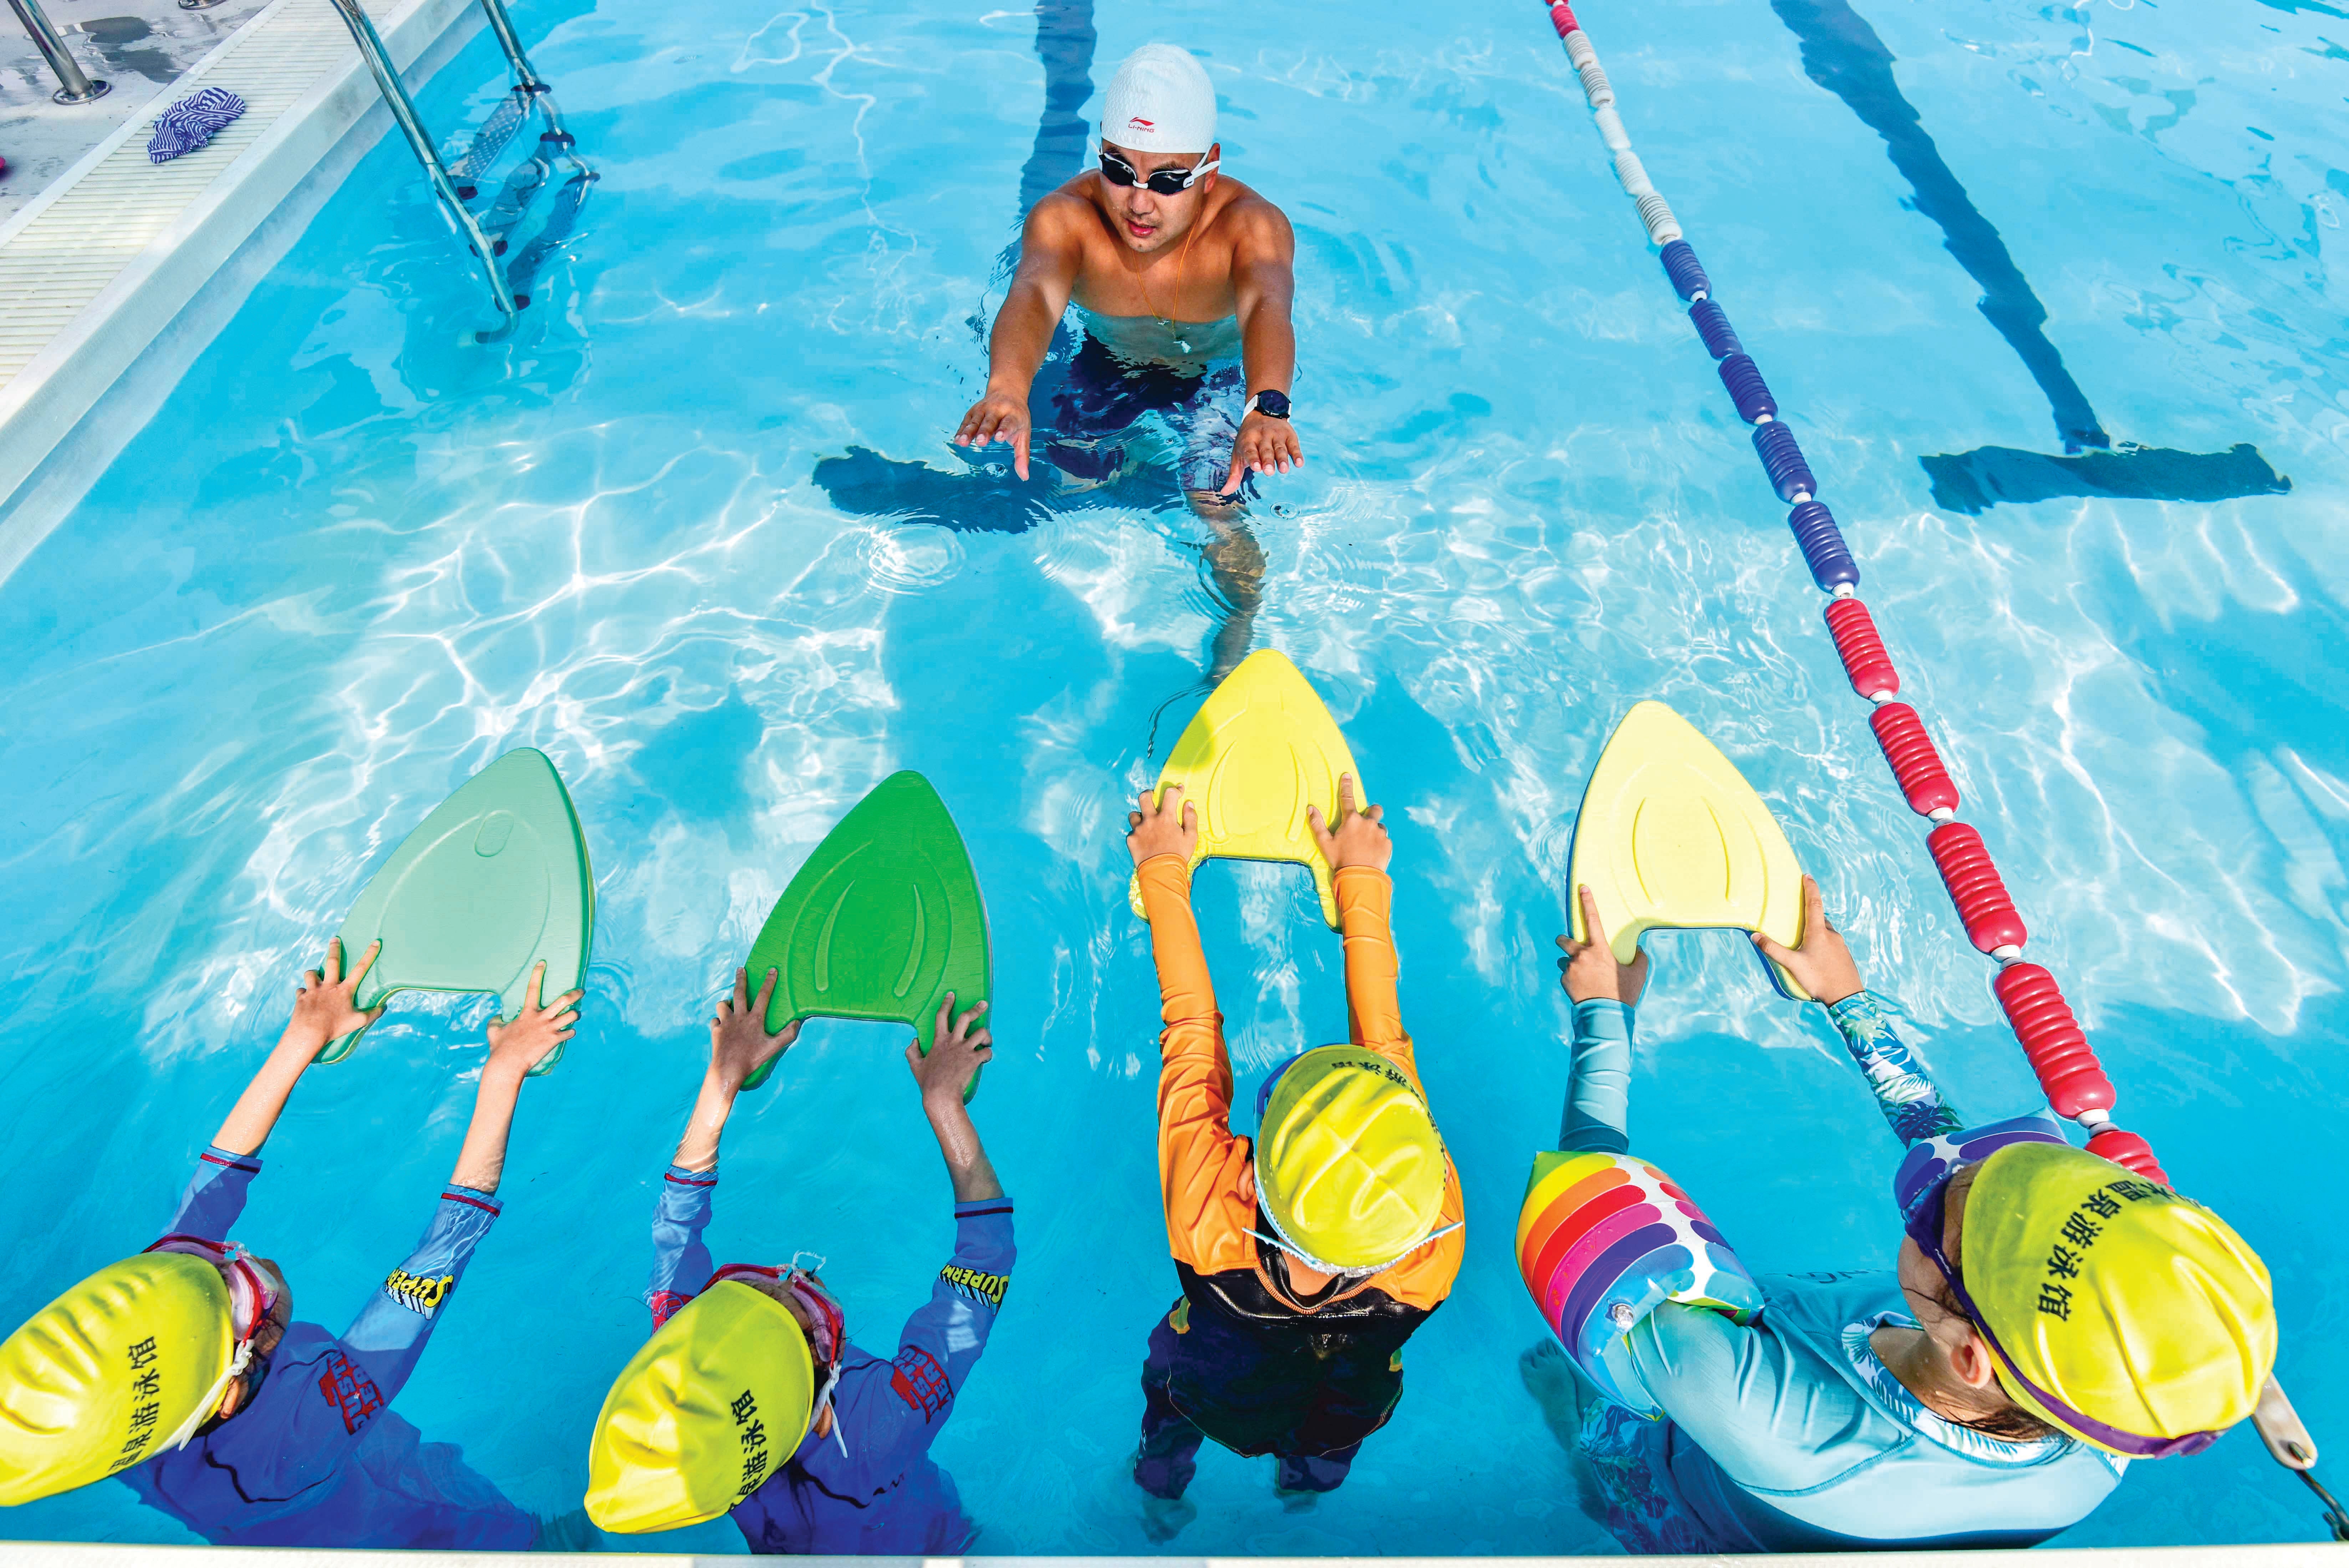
[118,941,584,1548]
[1523,881,2124,1553]
[630,970,1014,1554]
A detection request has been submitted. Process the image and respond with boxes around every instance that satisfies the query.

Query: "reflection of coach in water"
[1122,777,1464,1510]
[955,44,1301,514]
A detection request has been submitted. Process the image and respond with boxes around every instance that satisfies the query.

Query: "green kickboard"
[323,748,596,1073]
[740,771,990,1096]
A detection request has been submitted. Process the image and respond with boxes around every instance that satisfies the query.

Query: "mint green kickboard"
[741,771,990,1097]
[322,748,596,1073]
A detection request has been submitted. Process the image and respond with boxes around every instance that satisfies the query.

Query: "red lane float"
[1992,963,2111,1118]
[1926,823,2027,954]
[2086,1127,2166,1180]
[1869,704,1958,820]
[1823,597,1897,701]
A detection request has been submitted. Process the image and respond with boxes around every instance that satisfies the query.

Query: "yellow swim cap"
[1964,1142,2275,1457]
[0,1253,234,1505]
[585,1281,816,1533]
[1256,1045,1448,1272]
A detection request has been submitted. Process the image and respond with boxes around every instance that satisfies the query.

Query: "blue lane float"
[1719,354,1777,424]
[1659,237,1709,301]
[1787,500,1859,592]
[1690,299,1741,360]
[1751,419,1815,504]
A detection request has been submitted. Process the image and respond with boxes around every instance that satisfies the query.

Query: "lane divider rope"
[1539,0,2165,1182]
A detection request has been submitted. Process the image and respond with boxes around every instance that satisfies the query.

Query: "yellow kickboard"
[1567,701,1810,1000]
[1128,649,1362,928]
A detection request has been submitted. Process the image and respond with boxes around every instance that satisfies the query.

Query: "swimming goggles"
[710,1259,851,1455]
[142,1234,280,1450]
[1902,1165,2218,1460]
[1099,146,1219,196]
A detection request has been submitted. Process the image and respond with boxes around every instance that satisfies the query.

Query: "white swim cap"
[1101,44,1217,156]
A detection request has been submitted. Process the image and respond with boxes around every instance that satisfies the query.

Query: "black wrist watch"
[1244,390,1291,419]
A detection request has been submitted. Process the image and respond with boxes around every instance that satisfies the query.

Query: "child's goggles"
[141,1234,280,1450]
[145,1234,277,1346]
[710,1260,849,1434]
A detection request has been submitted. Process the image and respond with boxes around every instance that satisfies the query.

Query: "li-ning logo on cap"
[1127,116,1154,131]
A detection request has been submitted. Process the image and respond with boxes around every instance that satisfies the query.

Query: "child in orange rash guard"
[1124,775,1465,1506]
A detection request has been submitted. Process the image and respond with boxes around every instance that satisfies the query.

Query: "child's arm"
[831,1012,1016,1473]
[448,962,581,1193]
[337,963,578,1400]
[673,966,802,1174]
[907,993,1003,1202]
[1522,888,1761,1416]
[1127,785,1255,1276]
[208,937,383,1157]
[162,939,384,1242]
[651,967,801,1325]
[1754,876,1964,1146]
[1553,884,1649,1154]
[1308,774,1414,1064]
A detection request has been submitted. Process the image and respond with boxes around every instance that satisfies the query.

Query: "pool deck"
[0,0,479,581]
[0,0,272,225]
[0,1542,2343,1564]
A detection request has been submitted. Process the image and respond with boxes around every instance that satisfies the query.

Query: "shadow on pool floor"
[1918,442,2293,515]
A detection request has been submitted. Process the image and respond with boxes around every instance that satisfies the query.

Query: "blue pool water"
[4,0,2348,1551]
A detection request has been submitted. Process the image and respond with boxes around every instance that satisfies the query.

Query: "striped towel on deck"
[147,87,248,163]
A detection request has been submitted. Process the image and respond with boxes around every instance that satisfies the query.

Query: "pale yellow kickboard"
[1128,650,1362,928]
[1566,701,1810,1000]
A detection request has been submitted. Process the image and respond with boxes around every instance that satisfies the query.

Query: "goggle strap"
[159,1337,255,1455]
[1248,1217,1462,1279]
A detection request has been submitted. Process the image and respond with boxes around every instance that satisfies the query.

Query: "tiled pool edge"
[0,1547,2341,1565]
[0,0,483,586]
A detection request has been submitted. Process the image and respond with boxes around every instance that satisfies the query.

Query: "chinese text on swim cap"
[731,1388,769,1500]
[2036,1177,2172,1322]
[109,1337,163,1473]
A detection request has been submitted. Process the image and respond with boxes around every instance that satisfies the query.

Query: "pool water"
[4,0,2347,1552]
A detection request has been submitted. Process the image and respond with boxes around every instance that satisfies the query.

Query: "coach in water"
[954,44,1302,510]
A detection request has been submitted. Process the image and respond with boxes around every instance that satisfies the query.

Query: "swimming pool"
[3,0,2345,1550]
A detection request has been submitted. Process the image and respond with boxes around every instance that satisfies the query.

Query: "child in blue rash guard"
[0,938,582,1547]
[585,969,1013,1553]
[1519,881,2124,1554]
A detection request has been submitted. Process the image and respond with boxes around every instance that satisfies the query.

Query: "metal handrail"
[472,0,544,93]
[320,0,518,340]
[473,0,588,179]
[5,0,109,103]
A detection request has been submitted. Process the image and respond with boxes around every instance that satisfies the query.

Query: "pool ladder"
[326,0,596,341]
